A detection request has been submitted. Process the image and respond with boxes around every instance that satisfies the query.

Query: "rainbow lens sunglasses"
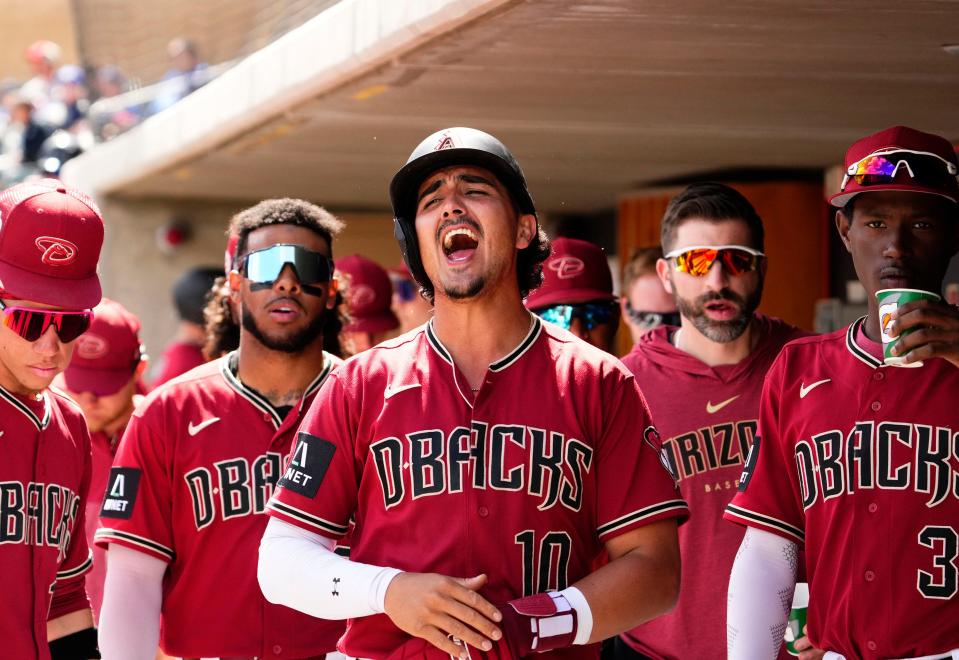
[239,244,334,285]
[840,149,959,193]
[0,299,93,343]
[664,245,764,278]
[535,301,618,331]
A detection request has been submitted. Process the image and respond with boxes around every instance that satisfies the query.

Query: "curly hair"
[202,277,239,360]
[229,198,344,267]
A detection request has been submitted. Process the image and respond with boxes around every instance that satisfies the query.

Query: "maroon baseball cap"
[0,179,104,309]
[525,237,615,310]
[336,255,399,334]
[830,125,959,207]
[62,298,144,396]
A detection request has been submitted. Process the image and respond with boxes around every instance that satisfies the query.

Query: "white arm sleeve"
[727,527,799,660]
[98,545,166,660]
[258,517,402,619]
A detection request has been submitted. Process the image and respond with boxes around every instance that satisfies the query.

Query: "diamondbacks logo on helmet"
[435,133,456,151]
[35,236,78,266]
[548,256,585,280]
[75,332,109,359]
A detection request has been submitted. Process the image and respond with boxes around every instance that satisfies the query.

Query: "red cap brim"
[0,259,101,309]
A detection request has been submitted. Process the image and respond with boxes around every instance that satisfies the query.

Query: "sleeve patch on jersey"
[100,467,142,519]
[737,436,760,492]
[279,432,335,499]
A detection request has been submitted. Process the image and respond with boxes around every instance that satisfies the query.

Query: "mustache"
[695,289,746,307]
[435,216,483,243]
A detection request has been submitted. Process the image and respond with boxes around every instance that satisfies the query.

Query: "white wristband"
[558,586,592,645]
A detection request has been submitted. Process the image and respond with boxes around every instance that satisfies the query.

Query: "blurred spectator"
[53,298,147,623]
[620,246,680,345]
[19,40,61,112]
[389,263,432,332]
[336,254,399,355]
[152,266,220,387]
[149,37,209,115]
[0,96,53,183]
[50,65,90,131]
[89,65,141,140]
[526,237,620,353]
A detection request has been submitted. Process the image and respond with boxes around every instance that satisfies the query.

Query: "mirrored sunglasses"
[393,278,417,303]
[239,244,334,286]
[624,303,680,330]
[535,301,617,331]
[664,245,764,278]
[0,299,93,343]
[840,149,959,192]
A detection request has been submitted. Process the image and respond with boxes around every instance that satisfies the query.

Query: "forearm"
[98,545,166,660]
[258,517,400,619]
[573,519,680,643]
[727,527,799,660]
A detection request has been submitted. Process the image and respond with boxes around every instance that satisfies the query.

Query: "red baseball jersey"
[267,316,688,659]
[620,315,806,659]
[0,384,93,660]
[95,352,344,659]
[150,340,206,389]
[725,318,959,659]
[84,427,127,622]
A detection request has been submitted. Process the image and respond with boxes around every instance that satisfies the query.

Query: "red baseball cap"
[336,255,399,334]
[525,237,615,310]
[830,125,959,207]
[62,298,144,396]
[0,179,104,309]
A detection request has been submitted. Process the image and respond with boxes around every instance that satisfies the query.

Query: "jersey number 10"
[515,530,572,597]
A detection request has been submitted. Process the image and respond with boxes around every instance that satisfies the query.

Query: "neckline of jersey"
[845,316,884,370]
[424,313,543,372]
[0,384,51,431]
[218,351,333,428]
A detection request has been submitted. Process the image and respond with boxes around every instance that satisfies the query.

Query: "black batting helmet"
[389,127,537,288]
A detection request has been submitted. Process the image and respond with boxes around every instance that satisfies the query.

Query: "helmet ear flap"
[393,218,430,289]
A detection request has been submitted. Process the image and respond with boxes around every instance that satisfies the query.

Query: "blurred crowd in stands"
[0,37,216,185]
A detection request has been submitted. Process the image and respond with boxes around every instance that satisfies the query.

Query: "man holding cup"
[725,125,959,660]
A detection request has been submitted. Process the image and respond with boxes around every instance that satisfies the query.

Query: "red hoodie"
[620,314,808,660]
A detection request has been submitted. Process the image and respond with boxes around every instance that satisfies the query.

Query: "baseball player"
[0,180,104,659]
[151,266,220,387]
[54,298,147,622]
[619,247,679,346]
[96,199,347,659]
[525,237,621,354]
[335,254,400,355]
[615,183,807,659]
[258,126,688,659]
[725,125,959,659]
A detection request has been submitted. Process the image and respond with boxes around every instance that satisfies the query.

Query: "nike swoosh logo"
[706,395,739,414]
[384,383,421,400]
[187,417,221,436]
[799,379,831,399]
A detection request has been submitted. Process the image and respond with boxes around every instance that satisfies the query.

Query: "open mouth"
[703,299,739,319]
[267,300,302,322]
[441,226,480,263]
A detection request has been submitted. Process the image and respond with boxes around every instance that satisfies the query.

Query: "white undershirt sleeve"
[98,545,166,660]
[727,527,799,660]
[258,517,402,619]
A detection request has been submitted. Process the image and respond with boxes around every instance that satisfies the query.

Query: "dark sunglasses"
[840,149,959,192]
[624,303,680,330]
[0,299,93,343]
[535,301,617,331]
[664,245,764,278]
[393,278,417,303]
[239,244,334,286]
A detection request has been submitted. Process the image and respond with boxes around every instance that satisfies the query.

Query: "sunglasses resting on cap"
[840,149,959,194]
[664,245,765,278]
[238,244,334,286]
[0,299,93,343]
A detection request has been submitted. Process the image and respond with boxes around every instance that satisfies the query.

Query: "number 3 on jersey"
[515,530,572,596]
[918,525,958,600]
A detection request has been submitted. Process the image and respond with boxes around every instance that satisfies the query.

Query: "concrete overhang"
[63,0,959,214]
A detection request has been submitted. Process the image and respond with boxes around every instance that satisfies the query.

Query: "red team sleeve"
[267,372,357,540]
[94,409,176,562]
[595,375,689,542]
[724,356,806,544]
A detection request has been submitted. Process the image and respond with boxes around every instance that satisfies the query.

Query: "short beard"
[674,280,763,343]
[240,303,327,353]
[443,276,486,300]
